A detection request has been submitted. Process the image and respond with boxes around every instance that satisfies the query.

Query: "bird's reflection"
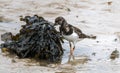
[67,55,88,65]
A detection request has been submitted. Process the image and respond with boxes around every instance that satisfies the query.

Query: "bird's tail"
[86,35,96,39]
[80,33,96,39]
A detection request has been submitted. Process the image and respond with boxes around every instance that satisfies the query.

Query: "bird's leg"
[72,45,75,60]
[68,42,72,62]
[68,42,75,62]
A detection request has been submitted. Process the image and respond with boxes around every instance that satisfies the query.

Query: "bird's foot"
[68,54,75,63]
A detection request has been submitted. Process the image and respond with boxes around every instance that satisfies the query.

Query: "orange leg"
[68,42,75,62]
[72,45,75,60]
[70,48,73,56]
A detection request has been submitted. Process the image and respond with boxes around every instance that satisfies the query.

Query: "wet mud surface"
[0,23,120,73]
[0,0,120,73]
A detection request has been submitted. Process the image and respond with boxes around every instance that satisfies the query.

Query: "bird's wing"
[71,25,89,38]
[69,24,96,39]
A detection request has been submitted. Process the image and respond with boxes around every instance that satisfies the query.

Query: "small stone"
[11,59,16,63]
[92,52,96,56]
[66,8,71,12]
[81,21,86,23]
[114,38,117,42]
[76,16,78,18]
[96,41,99,43]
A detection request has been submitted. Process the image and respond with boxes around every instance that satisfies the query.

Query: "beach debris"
[0,16,4,22]
[107,1,112,5]
[11,59,16,63]
[110,48,119,60]
[92,52,96,56]
[1,15,64,62]
[80,20,87,23]
[66,8,71,12]
[76,15,78,18]
[1,32,12,42]
[114,38,117,42]
[96,41,99,43]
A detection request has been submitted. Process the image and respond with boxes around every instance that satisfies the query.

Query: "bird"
[54,16,96,61]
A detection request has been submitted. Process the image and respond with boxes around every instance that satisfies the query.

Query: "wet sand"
[0,0,120,73]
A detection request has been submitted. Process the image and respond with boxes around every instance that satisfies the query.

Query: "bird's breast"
[63,31,82,42]
[54,25,61,32]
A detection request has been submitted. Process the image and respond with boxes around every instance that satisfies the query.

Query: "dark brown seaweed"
[1,15,63,62]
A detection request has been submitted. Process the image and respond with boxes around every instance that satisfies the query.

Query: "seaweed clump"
[1,15,63,62]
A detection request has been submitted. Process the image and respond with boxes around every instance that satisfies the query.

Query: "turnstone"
[54,17,96,61]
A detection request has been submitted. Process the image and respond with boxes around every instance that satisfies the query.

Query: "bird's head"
[54,16,67,26]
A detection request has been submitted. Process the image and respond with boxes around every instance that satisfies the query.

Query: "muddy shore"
[0,0,120,73]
